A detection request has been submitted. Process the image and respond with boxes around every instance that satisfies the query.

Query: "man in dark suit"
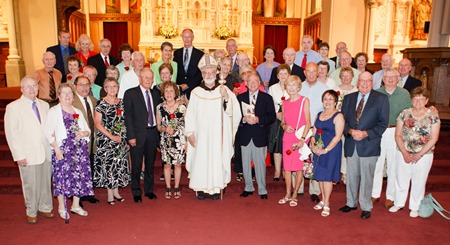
[46,30,77,83]
[398,58,422,92]
[123,68,160,203]
[237,73,276,200]
[269,47,306,86]
[72,76,99,204]
[330,42,357,69]
[339,71,389,219]
[87,38,119,88]
[173,29,204,99]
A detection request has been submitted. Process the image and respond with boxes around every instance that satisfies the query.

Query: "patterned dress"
[93,99,130,189]
[157,102,187,165]
[52,110,94,197]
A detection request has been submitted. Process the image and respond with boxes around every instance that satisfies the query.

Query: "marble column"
[5,0,25,87]
[365,0,383,63]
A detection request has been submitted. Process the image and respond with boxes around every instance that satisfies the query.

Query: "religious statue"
[412,0,432,40]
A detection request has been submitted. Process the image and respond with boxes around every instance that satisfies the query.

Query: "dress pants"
[19,161,53,217]
[298,176,320,195]
[372,128,397,200]
[233,130,243,173]
[394,152,433,211]
[130,127,157,197]
[241,140,267,195]
[346,148,378,211]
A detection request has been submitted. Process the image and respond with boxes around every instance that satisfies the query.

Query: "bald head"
[283,47,296,65]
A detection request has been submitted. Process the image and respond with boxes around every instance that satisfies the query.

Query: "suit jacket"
[403,75,422,92]
[330,56,357,69]
[341,90,389,157]
[123,86,161,147]
[87,53,119,87]
[4,96,51,165]
[173,47,204,98]
[46,44,77,83]
[73,94,98,153]
[269,64,306,87]
[237,91,276,147]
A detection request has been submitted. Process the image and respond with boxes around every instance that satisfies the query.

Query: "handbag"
[294,97,306,140]
[419,193,450,220]
[303,158,314,179]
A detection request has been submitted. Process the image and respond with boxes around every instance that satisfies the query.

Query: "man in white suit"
[4,76,53,224]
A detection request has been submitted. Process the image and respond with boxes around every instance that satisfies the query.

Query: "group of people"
[4,29,440,225]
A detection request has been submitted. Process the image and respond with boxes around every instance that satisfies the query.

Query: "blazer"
[268,64,306,87]
[4,96,51,165]
[173,46,204,98]
[330,56,357,69]
[123,86,161,147]
[403,75,422,92]
[46,44,77,83]
[341,90,389,157]
[87,53,119,87]
[73,94,98,153]
[237,91,276,147]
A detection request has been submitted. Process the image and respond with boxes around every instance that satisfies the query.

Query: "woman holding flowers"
[45,83,93,220]
[156,82,187,199]
[278,75,311,207]
[93,77,130,205]
[268,64,290,181]
[310,90,345,217]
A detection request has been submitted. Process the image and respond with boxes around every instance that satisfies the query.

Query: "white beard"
[204,78,215,84]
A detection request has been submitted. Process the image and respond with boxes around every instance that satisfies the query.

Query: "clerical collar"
[200,80,220,91]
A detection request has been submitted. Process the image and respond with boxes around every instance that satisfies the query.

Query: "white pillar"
[5,0,25,87]
[366,0,383,63]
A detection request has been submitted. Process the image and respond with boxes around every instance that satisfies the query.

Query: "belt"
[146,126,156,130]
[388,125,396,128]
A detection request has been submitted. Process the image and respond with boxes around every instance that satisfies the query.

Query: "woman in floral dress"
[389,87,440,218]
[156,82,187,199]
[93,77,130,205]
[45,83,93,221]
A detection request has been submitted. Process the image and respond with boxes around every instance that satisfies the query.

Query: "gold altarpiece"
[138,0,254,63]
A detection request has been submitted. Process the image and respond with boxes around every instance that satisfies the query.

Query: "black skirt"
[268,119,283,153]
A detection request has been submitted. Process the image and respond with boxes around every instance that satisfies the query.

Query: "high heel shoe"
[173,187,181,199]
[107,200,115,205]
[165,188,172,200]
[114,196,125,202]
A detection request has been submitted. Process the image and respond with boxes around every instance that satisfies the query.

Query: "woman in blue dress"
[310,90,345,217]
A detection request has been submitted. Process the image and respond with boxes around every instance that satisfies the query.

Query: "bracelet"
[301,136,306,140]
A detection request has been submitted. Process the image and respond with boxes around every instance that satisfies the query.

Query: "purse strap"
[295,97,306,130]
[431,194,450,220]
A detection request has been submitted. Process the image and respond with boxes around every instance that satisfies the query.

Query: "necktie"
[84,97,94,135]
[63,48,69,74]
[301,53,307,69]
[32,101,41,123]
[356,94,365,126]
[183,48,189,73]
[146,90,154,126]
[252,94,256,106]
[48,71,56,100]
[104,56,110,67]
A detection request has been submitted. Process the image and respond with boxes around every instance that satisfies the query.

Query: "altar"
[138,0,254,63]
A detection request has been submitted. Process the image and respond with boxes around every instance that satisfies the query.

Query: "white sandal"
[314,201,325,210]
[70,207,88,216]
[278,197,291,205]
[321,206,330,217]
[58,209,69,220]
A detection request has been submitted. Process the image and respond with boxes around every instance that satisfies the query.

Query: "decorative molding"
[0,0,7,32]
[251,16,301,25]
[89,13,141,22]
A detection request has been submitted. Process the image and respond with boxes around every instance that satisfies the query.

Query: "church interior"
[0,1,450,243]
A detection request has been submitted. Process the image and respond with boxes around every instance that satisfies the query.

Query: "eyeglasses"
[77,83,90,87]
[384,75,399,79]
[23,85,37,90]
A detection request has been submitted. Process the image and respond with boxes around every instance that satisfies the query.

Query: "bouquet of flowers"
[159,23,178,39]
[110,109,126,158]
[314,129,324,149]
[214,25,232,40]
[71,113,80,165]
